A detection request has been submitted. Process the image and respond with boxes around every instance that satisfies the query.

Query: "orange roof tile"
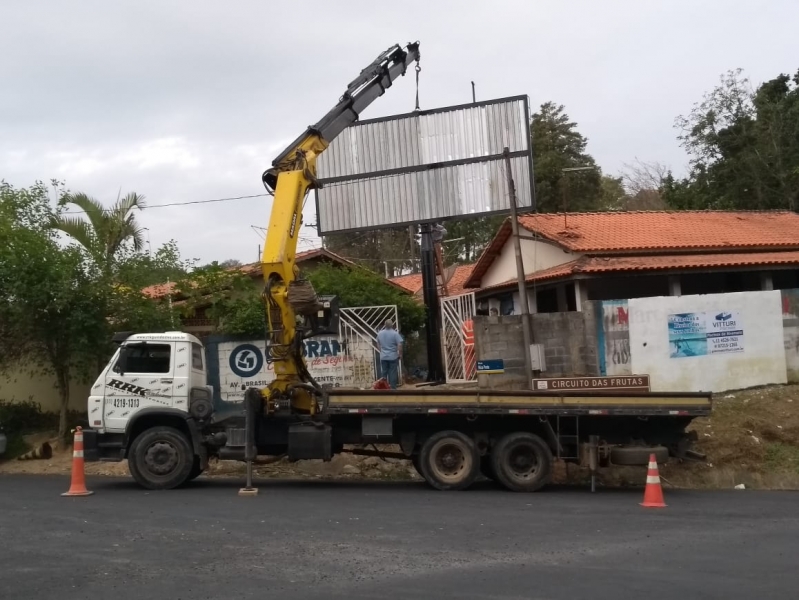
[389,263,475,297]
[479,251,799,292]
[142,248,354,299]
[518,211,799,253]
[445,264,476,297]
[389,273,423,294]
[466,210,799,288]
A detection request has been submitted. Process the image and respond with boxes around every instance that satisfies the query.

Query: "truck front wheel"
[419,431,479,491]
[128,426,195,490]
[491,432,552,492]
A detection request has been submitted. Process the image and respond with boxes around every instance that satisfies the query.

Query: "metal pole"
[408,225,417,273]
[471,81,476,103]
[504,147,533,387]
[420,223,445,383]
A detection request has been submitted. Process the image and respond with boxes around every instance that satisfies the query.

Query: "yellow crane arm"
[258,42,420,414]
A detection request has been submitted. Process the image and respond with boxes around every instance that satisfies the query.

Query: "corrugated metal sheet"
[317,155,532,234]
[317,97,529,179]
[315,96,533,234]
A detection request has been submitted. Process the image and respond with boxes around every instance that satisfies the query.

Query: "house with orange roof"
[464,211,799,314]
[143,248,410,336]
[389,263,475,300]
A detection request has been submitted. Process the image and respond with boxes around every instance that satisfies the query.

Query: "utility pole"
[504,147,533,386]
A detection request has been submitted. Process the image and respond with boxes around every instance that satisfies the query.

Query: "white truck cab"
[88,332,211,434]
[83,332,217,488]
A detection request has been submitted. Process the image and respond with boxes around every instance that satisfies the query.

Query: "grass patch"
[764,442,799,474]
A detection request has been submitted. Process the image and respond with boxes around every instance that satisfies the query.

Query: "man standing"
[376,318,403,389]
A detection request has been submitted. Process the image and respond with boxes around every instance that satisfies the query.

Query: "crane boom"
[257,41,420,416]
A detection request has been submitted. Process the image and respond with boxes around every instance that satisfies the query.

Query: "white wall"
[0,370,91,412]
[217,335,377,401]
[629,291,787,393]
[481,238,577,288]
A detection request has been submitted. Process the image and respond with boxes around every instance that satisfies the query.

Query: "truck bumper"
[82,429,125,462]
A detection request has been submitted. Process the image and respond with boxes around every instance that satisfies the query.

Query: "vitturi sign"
[668,310,744,358]
[533,376,650,392]
[219,337,376,401]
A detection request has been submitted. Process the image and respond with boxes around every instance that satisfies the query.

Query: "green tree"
[323,227,416,277]
[51,191,147,272]
[666,68,799,210]
[115,240,196,289]
[307,263,425,334]
[531,102,604,213]
[441,216,504,265]
[1,182,173,440]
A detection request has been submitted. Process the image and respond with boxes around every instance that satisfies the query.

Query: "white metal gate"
[338,305,400,388]
[441,292,477,383]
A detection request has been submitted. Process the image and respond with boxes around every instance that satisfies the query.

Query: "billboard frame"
[314,94,535,235]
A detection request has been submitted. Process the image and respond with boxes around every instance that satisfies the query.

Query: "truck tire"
[611,445,668,466]
[128,426,195,490]
[491,432,552,492]
[418,430,479,491]
[186,456,204,482]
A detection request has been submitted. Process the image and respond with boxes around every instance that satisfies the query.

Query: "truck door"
[104,342,175,432]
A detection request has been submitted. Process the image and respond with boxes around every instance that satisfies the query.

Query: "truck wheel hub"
[508,446,537,478]
[145,442,179,475]
[434,444,465,475]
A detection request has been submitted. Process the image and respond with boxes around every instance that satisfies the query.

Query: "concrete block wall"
[473,307,601,390]
[473,315,530,390]
[531,303,600,377]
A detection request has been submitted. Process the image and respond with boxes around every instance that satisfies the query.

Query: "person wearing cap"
[376,318,404,389]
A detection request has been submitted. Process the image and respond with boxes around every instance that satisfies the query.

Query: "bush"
[0,398,87,458]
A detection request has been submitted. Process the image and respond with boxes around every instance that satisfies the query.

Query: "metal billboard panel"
[315,95,533,234]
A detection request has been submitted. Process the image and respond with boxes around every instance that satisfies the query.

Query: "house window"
[498,293,514,315]
[115,344,171,374]
[192,343,204,371]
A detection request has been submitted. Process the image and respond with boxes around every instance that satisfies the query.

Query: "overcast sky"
[2,1,797,265]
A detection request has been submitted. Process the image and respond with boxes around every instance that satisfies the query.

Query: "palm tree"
[51,192,147,271]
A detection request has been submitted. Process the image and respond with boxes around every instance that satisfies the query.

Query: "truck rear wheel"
[128,426,194,490]
[491,432,552,492]
[419,431,479,491]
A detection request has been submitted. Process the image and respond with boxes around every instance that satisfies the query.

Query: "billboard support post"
[504,147,534,386]
[420,223,445,383]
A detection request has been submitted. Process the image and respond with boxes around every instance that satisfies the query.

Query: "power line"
[61,193,269,215]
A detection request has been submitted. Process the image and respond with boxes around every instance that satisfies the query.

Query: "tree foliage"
[323,227,416,277]
[51,191,147,272]
[531,102,604,214]
[115,240,196,289]
[665,68,799,210]
[1,182,172,439]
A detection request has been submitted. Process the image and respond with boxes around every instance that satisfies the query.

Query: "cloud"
[2,0,798,263]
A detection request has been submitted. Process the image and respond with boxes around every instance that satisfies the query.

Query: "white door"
[104,342,175,432]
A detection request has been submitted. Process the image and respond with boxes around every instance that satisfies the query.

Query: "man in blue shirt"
[376,319,403,389]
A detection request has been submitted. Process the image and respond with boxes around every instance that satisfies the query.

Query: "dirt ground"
[3,384,799,489]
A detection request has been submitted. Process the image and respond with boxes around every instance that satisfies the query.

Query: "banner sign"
[668,311,744,358]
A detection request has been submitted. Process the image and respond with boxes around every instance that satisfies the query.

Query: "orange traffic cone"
[640,453,666,508]
[62,427,93,497]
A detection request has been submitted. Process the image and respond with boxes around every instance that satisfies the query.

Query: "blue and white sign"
[476,359,505,374]
[218,336,376,401]
[229,344,264,378]
[668,311,743,358]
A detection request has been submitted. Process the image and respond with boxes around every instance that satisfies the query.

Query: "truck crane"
[257,41,420,418]
[81,42,712,493]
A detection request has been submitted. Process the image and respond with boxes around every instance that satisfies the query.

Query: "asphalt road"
[1,475,797,600]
